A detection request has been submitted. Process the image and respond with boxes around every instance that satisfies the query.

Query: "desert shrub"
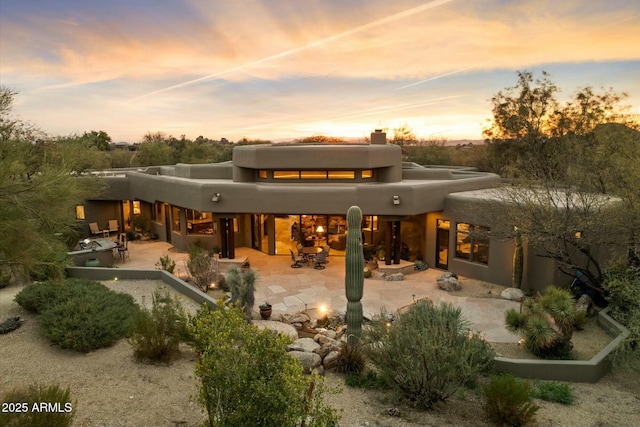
[505,286,580,359]
[602,264,640,370]
[14,281,69,313]
[188,302,339,427]
[0,383,74,427]
[34,279,136,352]
[186,246,216,292]
[155,255,176,274]
[0,265,11,288]
[334,342,366,375]
[483,374,539,427]
[362,300,495,409]
[128,290,188,364]
[226,265,256,320]
[532,381,574,405]
[345,370,390,390]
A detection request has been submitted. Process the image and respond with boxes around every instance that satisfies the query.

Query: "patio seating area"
[119,240,520,343]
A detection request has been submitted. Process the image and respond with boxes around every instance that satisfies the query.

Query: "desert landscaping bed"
[1,280,639,427]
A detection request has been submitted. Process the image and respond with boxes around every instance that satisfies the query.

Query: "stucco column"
[393,220,401,265]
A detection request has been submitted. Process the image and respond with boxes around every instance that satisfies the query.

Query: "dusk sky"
[1,0,638,143]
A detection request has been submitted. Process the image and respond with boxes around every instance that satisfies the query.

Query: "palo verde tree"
[0,87,104,283]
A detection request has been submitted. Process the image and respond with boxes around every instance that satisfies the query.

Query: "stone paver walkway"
[124,240,519,343]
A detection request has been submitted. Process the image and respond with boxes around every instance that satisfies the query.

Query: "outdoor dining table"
[300,246,323,263]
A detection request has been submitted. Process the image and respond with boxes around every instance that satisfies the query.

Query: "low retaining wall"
[66,267,218,309]
[494,308,630,383]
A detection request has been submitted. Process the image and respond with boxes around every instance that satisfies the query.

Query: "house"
[77,130,587,293]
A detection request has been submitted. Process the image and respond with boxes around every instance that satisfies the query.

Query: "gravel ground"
[1,280,639,427]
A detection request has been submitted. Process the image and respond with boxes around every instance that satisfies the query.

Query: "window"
[273,171,300,179]
[362,215,379,245]
[328,170,355,179]
[455,223,490,265]
[133,200,141,215]
[152,202,162,222]
[187,210,213,235]
[300,171,327,179]
[172,206,181,232]
[266,170,370,181]
[75,205,85,220]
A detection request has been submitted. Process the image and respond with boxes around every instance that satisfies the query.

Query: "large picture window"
[455,223,490,265]
[187,210,213,235]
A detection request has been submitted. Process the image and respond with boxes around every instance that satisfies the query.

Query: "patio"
[122,240,520,343]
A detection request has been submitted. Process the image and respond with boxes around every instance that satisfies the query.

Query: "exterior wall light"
[392,195,400,205]
[212,193,221,202]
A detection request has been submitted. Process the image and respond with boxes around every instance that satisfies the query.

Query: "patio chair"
[89,222,107,237]
[289,249,304,268]
[118,235,129,262]
[108,219,119,235]
[314,251,328,270]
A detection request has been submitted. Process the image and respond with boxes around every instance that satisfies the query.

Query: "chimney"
[370,129,386,145]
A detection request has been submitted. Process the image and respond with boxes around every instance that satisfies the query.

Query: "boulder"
[576,294,595,317]
[313,365,325,377]
[501,287,525,302]
[252,320,299,341]
[285,312,311,324]
[288,351,322,374]
[322,351,340,369]
[437,272,461,291]
[314,345,332,359]
[287,337,320,353]
[314,328,337,340]
[315,334,341,347]
[384,273,404,281]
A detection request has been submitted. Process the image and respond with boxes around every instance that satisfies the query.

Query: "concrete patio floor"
[122,240,520,343]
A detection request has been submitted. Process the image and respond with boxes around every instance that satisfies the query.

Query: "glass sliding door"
[436,219,450,269]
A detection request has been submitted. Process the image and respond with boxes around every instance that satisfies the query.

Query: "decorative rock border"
[494,307,630,383]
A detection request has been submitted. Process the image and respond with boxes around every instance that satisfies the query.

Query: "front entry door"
[436,219,450,269]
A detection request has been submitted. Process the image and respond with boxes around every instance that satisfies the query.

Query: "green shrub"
[128,289,188,364]
[186,246,216,292]
[483,374,539,427]
[30,279,137,352]
[226,265,256,320]
[345,370,390,390]
[155,255,176,274]
[362,300,495,409]
[532,381,574,405]
[334,342,366,375]
[602,265,640,370]
[0,384,74,427]
[14,281,68,313]
[188,302,340,427]
[0,266,11,288]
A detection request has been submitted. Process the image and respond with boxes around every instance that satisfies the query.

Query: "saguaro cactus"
[345,206,364,345]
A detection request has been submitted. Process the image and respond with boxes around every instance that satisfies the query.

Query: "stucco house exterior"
[78,131,571,293]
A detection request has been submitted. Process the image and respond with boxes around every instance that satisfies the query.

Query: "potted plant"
[259,301,272,320]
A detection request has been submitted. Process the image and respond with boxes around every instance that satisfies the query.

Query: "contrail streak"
[129,0,455,102]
